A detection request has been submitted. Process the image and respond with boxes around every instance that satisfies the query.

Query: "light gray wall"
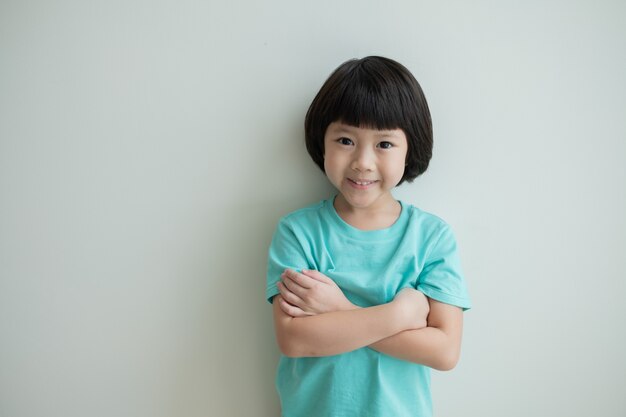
[1,1,625,416]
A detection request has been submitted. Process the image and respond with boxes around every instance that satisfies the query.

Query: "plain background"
[1,1,625,416]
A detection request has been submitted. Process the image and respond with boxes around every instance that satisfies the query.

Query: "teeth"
[353,180,374,185]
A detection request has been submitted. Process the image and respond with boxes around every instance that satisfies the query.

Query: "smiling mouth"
[347,178,379,188]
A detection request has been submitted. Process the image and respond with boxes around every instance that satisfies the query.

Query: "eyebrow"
[329,126,403,139]
[331,125,399,136]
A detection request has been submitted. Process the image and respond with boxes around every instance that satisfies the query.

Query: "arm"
[277,269,463,369]
[272,287,426,358]
[368,299,464,371]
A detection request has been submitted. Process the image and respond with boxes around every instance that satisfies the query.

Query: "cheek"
[323,156,336,176]
[323,154,346,182]
[386,156,408,184]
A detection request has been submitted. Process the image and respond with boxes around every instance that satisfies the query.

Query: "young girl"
[266,56,471,417]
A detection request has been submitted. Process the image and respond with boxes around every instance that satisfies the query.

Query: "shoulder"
[400,202,461,257]
[274,199,328,234]
[402,202,454,237]
[281,200,325,222]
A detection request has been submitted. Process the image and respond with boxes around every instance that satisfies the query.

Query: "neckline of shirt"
[323,195,411,240]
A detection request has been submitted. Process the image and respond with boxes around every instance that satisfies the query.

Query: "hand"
[392,288,430,330]
[277,269,356,318]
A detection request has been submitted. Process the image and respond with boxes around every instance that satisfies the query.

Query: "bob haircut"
[304,56,433,185]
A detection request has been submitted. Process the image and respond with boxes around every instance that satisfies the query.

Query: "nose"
[351,146,375,172]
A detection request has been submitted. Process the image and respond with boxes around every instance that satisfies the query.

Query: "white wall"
[1,1,625,416]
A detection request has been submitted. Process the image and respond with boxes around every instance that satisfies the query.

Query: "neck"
[333,194,401,231]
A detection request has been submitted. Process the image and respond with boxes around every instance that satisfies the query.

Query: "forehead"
[326,121,406,138]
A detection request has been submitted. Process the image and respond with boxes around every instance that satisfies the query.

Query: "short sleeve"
[265,218,310,304]
[417,224,472,311]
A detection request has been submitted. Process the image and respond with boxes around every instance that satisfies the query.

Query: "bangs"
[325,63,412,131]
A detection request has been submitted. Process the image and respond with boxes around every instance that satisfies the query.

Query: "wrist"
[390,297,412,331]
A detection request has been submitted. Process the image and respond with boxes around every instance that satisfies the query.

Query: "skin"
[323,121,407,229]
[272,122,465,370]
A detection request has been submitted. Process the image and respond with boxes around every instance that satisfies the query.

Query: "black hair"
[304,56,433,185]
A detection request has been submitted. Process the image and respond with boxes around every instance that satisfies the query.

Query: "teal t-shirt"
[266,197,471,417]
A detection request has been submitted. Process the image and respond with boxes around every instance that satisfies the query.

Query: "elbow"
[433,357,458,372]
[277,333,325,358]
[277,337,318,358]
[431,349,460,372]
[276,328,309,358]
[277,338,301,358]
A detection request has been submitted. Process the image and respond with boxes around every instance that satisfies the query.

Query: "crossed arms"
[272,269,464,371]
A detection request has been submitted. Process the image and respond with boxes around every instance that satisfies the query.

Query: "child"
[266,56,471,417]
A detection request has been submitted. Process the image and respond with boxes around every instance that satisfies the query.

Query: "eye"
[378,141,393,149]
[337,137,354,146]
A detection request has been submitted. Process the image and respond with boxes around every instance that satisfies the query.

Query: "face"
[323,121,408,213]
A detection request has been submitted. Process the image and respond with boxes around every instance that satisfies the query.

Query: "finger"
[278,296,310,318]
[280,271,312,295]
[283,269,312,289]
[301,269,332,283]
[277,281,305,307]
[280,275,308,299]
